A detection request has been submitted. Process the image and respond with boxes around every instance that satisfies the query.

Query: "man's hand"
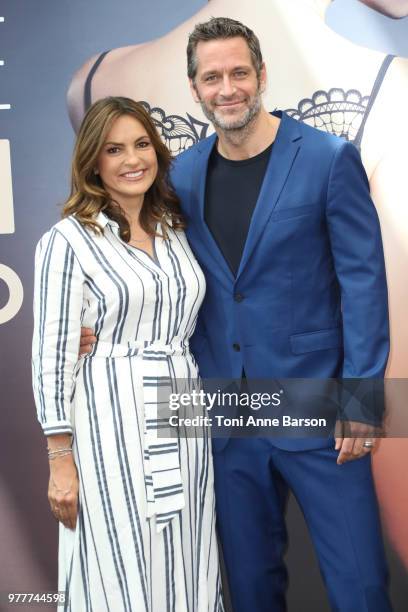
[79,327,96,357]
[335,420,379,465]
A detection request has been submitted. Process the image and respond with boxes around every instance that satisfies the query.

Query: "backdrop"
[1,1,407,610]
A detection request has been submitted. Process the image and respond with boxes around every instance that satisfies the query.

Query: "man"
[171,17,391,612]
[81,17,391,612]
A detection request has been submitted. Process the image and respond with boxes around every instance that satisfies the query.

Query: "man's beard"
[198,89,262,132]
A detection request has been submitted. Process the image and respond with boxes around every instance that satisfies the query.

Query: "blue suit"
[171,112,391,611]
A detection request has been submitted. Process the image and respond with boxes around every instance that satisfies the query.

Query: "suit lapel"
[190,134,236,285]
[236,113,303,280]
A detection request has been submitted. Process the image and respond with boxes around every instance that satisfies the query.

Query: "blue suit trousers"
[213,439,391,612]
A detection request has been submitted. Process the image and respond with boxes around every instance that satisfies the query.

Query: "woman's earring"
[94,168,99,175]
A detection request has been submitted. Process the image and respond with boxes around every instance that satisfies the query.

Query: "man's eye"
[205,75,217,82]
[234,71,247,78]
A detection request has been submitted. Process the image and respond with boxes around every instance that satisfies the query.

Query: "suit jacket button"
[234,294,244,302]
[233,343,241,352]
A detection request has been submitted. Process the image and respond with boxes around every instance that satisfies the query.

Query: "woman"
[32,96,224,611]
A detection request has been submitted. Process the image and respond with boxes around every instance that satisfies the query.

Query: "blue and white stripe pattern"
[32,212,224,611]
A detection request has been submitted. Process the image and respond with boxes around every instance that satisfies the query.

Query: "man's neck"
[215,109,281,161]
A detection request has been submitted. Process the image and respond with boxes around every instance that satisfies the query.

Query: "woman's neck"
[114,195,144,226]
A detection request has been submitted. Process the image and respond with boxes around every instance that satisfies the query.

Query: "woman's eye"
[107,147,120,154]
[138,141,150,148]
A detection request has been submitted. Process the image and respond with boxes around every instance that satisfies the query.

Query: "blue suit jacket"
[171,112,389,451]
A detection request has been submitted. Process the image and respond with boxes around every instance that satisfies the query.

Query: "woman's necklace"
[129,236,150,244]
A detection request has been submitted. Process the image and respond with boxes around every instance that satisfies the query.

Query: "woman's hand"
[47,437,79,530]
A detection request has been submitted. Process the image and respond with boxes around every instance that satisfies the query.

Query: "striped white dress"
[32,212,224,612]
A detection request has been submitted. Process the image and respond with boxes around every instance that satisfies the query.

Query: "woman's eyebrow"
[104,136,149,146]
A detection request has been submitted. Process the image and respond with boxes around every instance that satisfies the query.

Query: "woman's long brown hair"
[62,96,185,240]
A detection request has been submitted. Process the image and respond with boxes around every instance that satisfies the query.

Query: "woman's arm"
[32,227,84,528]
[32,227,84,433]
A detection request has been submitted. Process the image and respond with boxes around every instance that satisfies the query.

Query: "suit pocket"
[290,327,343,355]
[271,204,317,222]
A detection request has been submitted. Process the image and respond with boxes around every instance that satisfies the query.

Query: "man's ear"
[259,62,267,94]
[189,79,201,103]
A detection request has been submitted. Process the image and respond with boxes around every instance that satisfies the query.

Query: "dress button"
[234,294,244,302]
[232,343,241,352]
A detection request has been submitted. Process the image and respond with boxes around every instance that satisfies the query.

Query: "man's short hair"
[187,17,263,82]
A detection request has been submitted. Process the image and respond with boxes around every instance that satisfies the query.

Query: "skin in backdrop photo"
[0,0,407,610]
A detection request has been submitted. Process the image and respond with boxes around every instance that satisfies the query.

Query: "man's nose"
[220,75,236,97]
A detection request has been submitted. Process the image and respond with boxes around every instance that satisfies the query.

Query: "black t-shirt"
[204,142,273,276]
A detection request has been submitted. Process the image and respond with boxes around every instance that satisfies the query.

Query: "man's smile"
[216,100,246,108]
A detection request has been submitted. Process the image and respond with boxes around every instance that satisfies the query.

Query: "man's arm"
[326,141,390,463]
[326,140,389,379]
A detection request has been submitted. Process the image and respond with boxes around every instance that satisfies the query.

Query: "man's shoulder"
[283,113,360,172]
[171,134,215,175]
[169,136,210,198]
[175,140,201,163]
[291,114,346,153]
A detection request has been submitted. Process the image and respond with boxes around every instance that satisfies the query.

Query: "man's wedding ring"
[363,440,374,448]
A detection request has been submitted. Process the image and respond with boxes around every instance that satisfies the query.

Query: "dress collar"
[95,210,119,230]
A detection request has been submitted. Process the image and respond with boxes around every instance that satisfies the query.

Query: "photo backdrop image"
[0,1,407,610]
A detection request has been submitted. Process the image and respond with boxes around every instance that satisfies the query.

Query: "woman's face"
[358,0,408,18]
[96,114,158,208]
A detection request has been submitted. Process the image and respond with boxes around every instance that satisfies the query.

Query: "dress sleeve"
[32,227,84,436]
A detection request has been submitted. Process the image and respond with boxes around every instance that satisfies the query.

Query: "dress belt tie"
[90,338,188,358]
[88,338,191,532]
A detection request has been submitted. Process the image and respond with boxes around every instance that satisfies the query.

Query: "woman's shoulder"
[35,215,93,252]
[45,215,83,237]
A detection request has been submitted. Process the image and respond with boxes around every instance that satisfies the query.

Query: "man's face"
[358,0,408,18]
[190,37,266,131]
